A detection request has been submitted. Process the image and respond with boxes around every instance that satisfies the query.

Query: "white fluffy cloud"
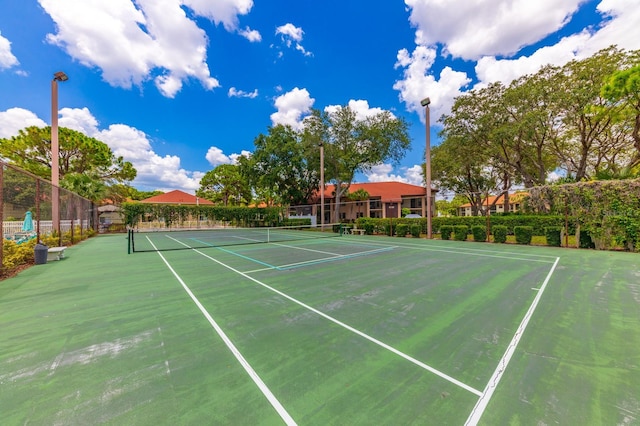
[405,0,585,60]
[364,164,424,185]
[1,106,204,191]
[270,87,315,130]
[396,0,640,124]
[393,45,471,121]
[0,31,19,70]
[205,146,250,167]
[275,23,312,57]
[228,87,258,98]
[325,99,393,120]
[37,0,258,97]
[0,108,47,138]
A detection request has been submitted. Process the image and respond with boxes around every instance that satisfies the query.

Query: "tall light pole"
[421,97,432,239]
[51,71,68,235]
[319,141,324,227]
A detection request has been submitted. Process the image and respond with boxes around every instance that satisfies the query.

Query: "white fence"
[2,220,89,238]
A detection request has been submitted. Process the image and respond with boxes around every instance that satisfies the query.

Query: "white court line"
[187,245,482,397]
[269,246,397,271]
[464,256,561,426]
[146,237,297,426]
[328,237,557,264]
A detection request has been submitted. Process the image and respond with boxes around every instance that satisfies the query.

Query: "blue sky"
[1,0,638,193]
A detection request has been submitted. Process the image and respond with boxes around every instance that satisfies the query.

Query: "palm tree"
[348,188,370,219]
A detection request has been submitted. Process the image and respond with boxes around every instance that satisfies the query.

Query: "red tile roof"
[459,192,528,208]
[318,182,428,202]
[139,190,214,205]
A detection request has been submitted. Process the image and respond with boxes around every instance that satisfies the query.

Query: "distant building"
[139,190,213,205]
[292,182,436,222]
[457,192,527,216]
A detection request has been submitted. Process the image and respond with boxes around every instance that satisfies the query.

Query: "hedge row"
[355,215,571,237]
[122,203,284,228]
[354,216,602,249]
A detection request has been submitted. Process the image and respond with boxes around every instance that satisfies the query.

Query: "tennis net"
[128,223,343,253]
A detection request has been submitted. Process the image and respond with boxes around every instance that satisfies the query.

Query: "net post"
[127,229,131,254]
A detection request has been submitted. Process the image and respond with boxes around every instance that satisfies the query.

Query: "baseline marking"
[146,237,297,426]
[242,246,397,273]
[464,256,561,426]
[328,237,557,263]
[185,244,482,397]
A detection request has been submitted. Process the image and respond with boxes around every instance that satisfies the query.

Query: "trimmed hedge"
[492,225,508,243]
[431,215,570,236]
[471,225,487,242]
[440,225,453,240]
[395,223,408,237]
[515,226,533,244]
[410,224,421,238]
[545,227,562,247]
[453,225,469,241]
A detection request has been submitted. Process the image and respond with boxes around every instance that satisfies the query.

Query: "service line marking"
[147,237,296,426]
[185,244,482,397]
[464,256,561,426]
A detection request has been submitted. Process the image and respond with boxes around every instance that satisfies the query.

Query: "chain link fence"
[1,161,97,275]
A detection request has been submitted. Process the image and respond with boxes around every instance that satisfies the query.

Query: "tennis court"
[1,232,638,425]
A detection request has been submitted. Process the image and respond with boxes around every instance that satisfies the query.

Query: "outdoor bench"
[47,246,67,261]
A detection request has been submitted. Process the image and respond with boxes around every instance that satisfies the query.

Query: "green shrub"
[2,239,36,271]
[545,227,562,247]
[440,225,453,240]
[363,223,374,235]
[410,224,421,238]
[383,221,394,236]
[492,225,508,243]
[471,225,487,242]
[453,225,469,241]
[579,229,595,249]
[395,223,408,237]
[515,226,533,244]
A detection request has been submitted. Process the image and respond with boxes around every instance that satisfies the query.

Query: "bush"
[471,225,487,242]
[579,229,596,249]
[440,225,453,240]
[410,224,421,238]
[545,227,562,247]
[383,221,394,236]
[453,225,469,241]
[2,239,35,271]
[515,226,533,244]
[492,225,508,243]
[395,223,408,237]
[363,223,374,235]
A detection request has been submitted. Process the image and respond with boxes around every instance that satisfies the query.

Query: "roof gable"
[321,182,427,202]
[139,190,213,204]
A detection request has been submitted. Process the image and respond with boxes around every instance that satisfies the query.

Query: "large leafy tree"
[553,47,632,180]
[0,126,136,201]
[437,46,639,203]
[301,105,411,222]
[240,124,318,206]
[601,62,640,173]
[196,164,252,206]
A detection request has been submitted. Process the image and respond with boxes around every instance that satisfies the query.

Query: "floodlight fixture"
[53,71,68,82]
[420,97,431,107]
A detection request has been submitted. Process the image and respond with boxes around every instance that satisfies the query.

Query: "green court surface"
[0,234,638,425]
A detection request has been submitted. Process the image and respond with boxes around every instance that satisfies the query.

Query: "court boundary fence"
[1,161,97,275]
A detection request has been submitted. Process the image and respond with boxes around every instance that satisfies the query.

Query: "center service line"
[464,256,561,426]
[190,246,482,397]
[147,237,297,426]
